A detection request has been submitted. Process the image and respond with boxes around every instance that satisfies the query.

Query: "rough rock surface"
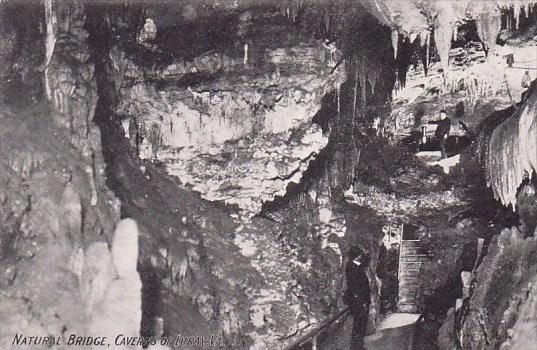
[44,0,98,153]
[2,2,536,350]
[89,4,389,348]
[115,40,345,215]
[0,2,141,348]
[0,101,143,348]
[460,227,537,349]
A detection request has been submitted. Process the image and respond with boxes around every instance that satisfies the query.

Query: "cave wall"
[0,0,44,103]
[447,77,537,350]
[84,3,355,348]
[0,0,143,348]
[458,227,537,350]
[83,2,399,347]
[6,1,537,349]
[425,52,537,350]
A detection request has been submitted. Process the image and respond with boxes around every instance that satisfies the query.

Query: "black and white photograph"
[1,0,536,349]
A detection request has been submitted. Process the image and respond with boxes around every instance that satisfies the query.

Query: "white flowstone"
[111,218,139,278]
[82,242,115,314]
[89,218,142,345]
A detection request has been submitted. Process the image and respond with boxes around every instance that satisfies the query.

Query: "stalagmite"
[44,0,57,101]
[60,179,82,244]
[137,17,157,46]
[89,219,142,339]
[85,165,98,206]
[391,29,399,59]
[121,118,131,138]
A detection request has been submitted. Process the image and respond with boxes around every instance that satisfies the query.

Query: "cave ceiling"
[142,0,536,66]
[145,0,537,31]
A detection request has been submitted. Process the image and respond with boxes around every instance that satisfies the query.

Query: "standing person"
[434,110,451,159]
[344,246,371,350]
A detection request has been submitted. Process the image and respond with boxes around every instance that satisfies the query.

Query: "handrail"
[283,307,350,350]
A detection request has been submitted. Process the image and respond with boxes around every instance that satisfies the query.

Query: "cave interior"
[1,0,537,349]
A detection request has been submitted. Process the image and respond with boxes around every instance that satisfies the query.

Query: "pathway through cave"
[363,313,420,350]
[311,312,420,350]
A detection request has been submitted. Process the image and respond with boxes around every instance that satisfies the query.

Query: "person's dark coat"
[435,118,451,140]
[344,260,370,312]
[344,258,370,350]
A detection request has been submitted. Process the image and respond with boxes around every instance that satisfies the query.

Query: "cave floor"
[318,313,420,350]
[364,313,420,350]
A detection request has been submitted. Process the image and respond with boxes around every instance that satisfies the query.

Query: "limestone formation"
[137,18,157,46]
[82,242,115,315]
[487,83,537,208]
[2,2,537,350]
[59,180,83,245]
[89,219,142,343]
[44,0,98,147]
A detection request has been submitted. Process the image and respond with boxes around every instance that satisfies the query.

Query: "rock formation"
[1,1,536,349]
[88,219,142,345]
[0,2,140,348]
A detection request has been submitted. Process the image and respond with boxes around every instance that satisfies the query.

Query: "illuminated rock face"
[117,43,345,215]
[0,3,142,348]
[161,122,328,214]
[486,87,537,208]
[89,219,142,345]
[44,0,98,150]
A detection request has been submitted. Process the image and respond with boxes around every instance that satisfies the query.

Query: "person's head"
[348,245,363,261]
[439,110,447,119]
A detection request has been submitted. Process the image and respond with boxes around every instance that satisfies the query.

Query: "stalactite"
[420,29,430,76]
[368,65,378,96]
[514,3,521,29]
[487,86,537,208]
[337,83,341,120]
[280,2,286,17]
[475,11,502,55]
[44,0,57,101]
[434,19,452,73]
[359,58,367,107]
[396,38,411,90]
[391,29,399,59]
[353,61,358,119]
[323,7,330,34]
[287,0,306,23]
